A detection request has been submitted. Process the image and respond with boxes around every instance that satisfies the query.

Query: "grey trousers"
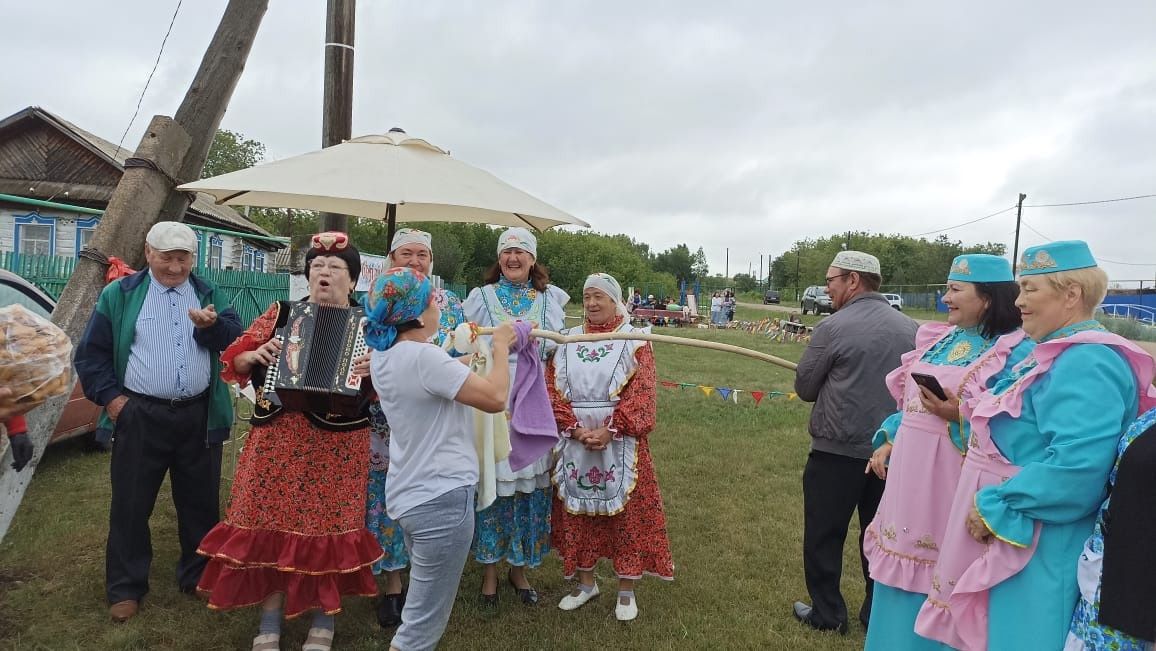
[391,485,476,651]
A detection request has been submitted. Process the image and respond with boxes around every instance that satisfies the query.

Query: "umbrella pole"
[472,326,798,372]
[385,202,397,245]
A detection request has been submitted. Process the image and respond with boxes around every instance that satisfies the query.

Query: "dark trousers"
[801,449,886,629]
[106,395,222,604]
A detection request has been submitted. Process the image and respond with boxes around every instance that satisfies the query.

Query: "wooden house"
[0,106,282,270]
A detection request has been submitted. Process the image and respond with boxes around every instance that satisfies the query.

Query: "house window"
[209,235,223,269]
[13,213,57,256]
[75,217,100,255]
[242,244,255,271]
[253,249,265,273]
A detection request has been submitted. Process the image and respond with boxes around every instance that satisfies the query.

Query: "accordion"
[261,302,369,416]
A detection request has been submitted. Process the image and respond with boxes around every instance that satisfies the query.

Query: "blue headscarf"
[364,267,433,351]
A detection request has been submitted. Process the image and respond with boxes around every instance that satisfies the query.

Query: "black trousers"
[801,449,886,629]
[106,395,222,604]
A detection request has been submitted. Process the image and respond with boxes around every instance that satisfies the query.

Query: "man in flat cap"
[74,221,243,623]
[791,250,917,634]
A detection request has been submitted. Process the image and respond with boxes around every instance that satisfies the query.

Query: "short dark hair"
[482,261,550,291]
[974,281,1022,338]
[858,272,882,292]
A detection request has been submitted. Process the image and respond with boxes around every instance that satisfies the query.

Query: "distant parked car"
[0,269,101,444]
[763,290,781,304]
[883,293,904,311]
[801,285,834,315]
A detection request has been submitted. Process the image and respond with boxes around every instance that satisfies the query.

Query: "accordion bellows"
[262,302,369,416]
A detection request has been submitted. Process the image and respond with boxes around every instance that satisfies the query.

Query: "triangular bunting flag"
[787,392,797,400]
[700,385,715,397]
[716,388,732,401]
[732,390,740,404]
[679,383,695,389]
[660,381,678,388]
[751,391,765,405]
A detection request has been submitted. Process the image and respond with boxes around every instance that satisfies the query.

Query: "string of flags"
[658,378,799,406]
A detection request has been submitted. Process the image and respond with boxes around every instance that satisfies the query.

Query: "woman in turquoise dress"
[365,229,466,628]
[1063,407,1156,651]
[463,227,569,606]
[914,241,1156,651]
[863,254,1032,651]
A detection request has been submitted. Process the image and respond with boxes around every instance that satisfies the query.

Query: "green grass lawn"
[0,325,870,650]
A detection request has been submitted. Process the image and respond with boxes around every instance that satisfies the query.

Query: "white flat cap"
[831,250,881,275]
[146,221,198,252]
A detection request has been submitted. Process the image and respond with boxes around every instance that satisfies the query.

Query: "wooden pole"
[1,0,269,541]
[319,0,356,233]
[474,327,798,371]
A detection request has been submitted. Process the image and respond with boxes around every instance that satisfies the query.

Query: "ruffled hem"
[196,563,378,618]
[864,527,937,594]
[197,522,384,575]
[886,323,953,405]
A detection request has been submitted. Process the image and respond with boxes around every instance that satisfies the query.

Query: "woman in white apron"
[462,227,569,606]
[547,273,674,621]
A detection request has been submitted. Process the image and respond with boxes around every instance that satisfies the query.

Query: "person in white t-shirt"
[365,267,517,651]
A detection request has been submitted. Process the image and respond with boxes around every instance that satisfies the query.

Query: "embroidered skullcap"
[947,254,1014,283]
[304,231,362,283]
[830,250,881,275]
[496,227,537,259]
[583,272,630,318]
[1018,240,1097,276]
[364,267,433,351]
[390,228,433,254]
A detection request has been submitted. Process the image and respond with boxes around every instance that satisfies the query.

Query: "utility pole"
[758,255,763,290]
[846,230,852,250]
[319,0,356,233]
[795,249,801,302]
[725,247,729,281]
[1,0,269,541]
[1011,192,1027,269]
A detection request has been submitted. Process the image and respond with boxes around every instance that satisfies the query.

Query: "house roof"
[0,106,279,245]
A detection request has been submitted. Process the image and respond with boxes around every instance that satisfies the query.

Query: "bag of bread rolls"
[0,304,73,409]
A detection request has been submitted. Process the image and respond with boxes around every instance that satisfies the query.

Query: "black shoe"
[792,601,848,635]
[376,592,404,629]
[507,570,539,605]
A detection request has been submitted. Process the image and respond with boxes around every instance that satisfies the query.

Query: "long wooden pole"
[474,327,798,371]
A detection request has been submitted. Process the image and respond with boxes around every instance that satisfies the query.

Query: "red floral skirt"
[197,412,382,617]
[551,439,674,580]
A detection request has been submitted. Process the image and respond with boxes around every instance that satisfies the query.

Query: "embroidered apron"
[865,329,1026,595]
[552,322,644,516]
[915,331,1156,651]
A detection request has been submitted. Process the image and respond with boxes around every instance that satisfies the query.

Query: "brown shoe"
[109,599,139,623]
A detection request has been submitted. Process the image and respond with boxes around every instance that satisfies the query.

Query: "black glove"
[9,434,33,471]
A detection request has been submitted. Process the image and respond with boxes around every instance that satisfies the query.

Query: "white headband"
[497,227,537,259]
[390,228,432,254]
[583,273,630,318]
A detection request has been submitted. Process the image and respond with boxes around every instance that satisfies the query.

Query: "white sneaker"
[558,583,599,611]
[615,595,639,621]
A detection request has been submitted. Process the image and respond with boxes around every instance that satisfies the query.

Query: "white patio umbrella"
[178,129,589,238]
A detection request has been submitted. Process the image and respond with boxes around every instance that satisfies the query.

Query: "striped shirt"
[124,273,212,400]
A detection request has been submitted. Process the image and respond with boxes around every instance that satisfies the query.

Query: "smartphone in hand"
[910,372,948,401]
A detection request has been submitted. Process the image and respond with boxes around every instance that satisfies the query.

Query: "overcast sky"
[6,1,1155,283]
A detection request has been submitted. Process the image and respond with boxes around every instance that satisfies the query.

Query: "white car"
[882,293,904,311]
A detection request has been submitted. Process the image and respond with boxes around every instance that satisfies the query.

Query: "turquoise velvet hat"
[947,254,1014,283]
[1018,240,1097,276]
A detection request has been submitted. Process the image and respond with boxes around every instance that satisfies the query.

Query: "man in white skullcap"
[365,227,469,628]
[791,250,917,635]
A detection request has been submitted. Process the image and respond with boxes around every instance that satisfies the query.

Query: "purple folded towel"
[507,321,559,471]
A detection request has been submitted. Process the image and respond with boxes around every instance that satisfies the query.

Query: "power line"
[1021,219,1156,267]
[113,0,185,161]
[1023,193,1156,208]
[913,205,1016,237]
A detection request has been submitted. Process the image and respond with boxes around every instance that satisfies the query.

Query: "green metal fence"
[0,252,77,299]
[1,253,289,326]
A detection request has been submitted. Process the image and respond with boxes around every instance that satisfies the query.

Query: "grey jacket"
[794,292,918,459]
